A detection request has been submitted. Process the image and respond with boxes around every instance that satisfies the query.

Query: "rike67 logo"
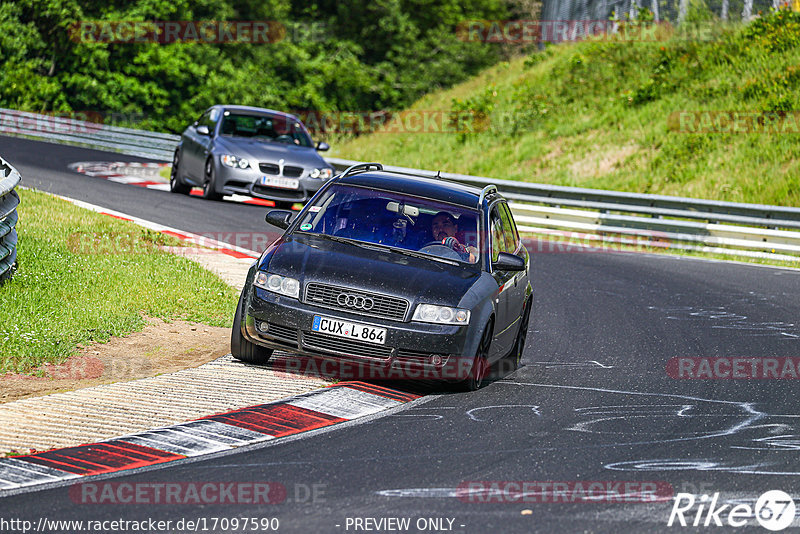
[668,491,796,531]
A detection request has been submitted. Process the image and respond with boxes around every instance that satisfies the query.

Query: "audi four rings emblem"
[337,293,375,310]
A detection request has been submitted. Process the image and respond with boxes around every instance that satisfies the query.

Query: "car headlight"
[221,154,250,169]
[309,168,333,179]
[254,271,300,299]
[412,304,470,325]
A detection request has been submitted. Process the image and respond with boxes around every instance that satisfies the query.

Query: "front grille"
[266,322,298,344]
[283,166,303,178]
[304,283,409,321]
[303,331,393,360]
[251,185,306,200]
[259,163,279,174]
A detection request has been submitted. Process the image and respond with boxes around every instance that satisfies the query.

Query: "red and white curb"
[68,161,280,208]
[0,382,419,492]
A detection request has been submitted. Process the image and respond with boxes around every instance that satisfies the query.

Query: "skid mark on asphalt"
[647,305,798,338]
[499,381,800,476]
[527,360,614,369]
[466,405,541,421]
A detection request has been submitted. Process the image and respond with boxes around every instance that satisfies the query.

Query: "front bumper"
[242,287,477,381]
[216,165,328,203]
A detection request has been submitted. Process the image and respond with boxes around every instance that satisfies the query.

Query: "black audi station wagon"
[231,163,532,390]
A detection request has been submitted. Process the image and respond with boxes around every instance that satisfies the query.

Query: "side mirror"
[492,252,525,272]
[196,125,210,136]
[315,141,330,152]
[265,209,295,230]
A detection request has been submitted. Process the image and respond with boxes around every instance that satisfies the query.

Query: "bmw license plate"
[260,175,299,189]
[312,315,386,345]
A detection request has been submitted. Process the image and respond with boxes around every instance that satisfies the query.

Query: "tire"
[508,298,532,372]
[0,262,15,285]
[169,149,191,195]
[231,288,274,364]
[202,157,223,200]
[458,321,493,392]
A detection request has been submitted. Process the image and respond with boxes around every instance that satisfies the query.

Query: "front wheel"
[458,321,492,392]
[202,158,223,200]
[231,288,274,364]
[169,149,191,195]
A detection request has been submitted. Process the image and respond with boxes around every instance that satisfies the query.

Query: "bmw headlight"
[412,304,470,325]
[221,154,250,169]
[309,168,333,180]
[254,272,300,299]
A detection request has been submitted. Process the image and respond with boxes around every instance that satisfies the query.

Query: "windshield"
[294,184,481,264]
[219,112,313,147]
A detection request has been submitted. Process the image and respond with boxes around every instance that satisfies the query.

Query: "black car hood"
[214,137,328,168]
[263,234,481,307]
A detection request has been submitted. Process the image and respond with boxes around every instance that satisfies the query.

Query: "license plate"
[260,175,299,189]
[312,315,387,345]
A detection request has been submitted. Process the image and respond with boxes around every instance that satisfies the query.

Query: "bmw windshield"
[220,111,313,147]
[293,184,481,265]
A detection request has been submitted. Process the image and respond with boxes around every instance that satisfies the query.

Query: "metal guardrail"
[0,156,20,283]
[0,108,179,161]
[1,108,797,262]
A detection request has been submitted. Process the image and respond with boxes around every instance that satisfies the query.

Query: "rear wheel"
[169,149,191,195]
[231,288,274,364]
[508,297,532,371]
[458,321,492,392]
[202,158,223,200]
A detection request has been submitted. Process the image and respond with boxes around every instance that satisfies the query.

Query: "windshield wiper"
[299,233,459,265]
[299,232,373,250]
[367,242,460,266]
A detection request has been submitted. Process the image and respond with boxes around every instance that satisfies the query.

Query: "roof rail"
[333,162,383,182]
[478,184,497,207]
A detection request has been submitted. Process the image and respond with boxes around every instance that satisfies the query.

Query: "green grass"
[332,10,800,207]
[0,189,239,375]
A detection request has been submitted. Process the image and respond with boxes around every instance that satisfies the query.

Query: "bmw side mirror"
[315,141,330,152]
[265,209,295,230]
[196,125,210,136]
[493,252,525,272]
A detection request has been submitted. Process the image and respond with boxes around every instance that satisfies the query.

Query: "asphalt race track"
[3,135,800,532]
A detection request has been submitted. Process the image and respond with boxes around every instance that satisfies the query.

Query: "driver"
[431,212,477,263]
